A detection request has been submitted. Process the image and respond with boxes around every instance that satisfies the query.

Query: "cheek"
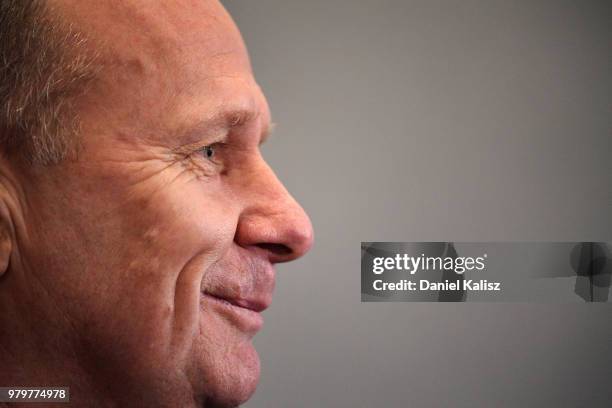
[79,179,243,400]
[72,175,240,390]
[111,177,238,324]
[21,156,248,403]
[137,188,235,262]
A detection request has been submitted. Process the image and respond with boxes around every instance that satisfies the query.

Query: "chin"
[198,337,262,408]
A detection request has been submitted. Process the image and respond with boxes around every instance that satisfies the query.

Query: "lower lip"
[201,293,264,334]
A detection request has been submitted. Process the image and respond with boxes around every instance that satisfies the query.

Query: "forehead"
[53,0,242,54]
[52,0,270,143]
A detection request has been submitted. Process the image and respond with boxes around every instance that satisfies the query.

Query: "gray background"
[222,1,612,407]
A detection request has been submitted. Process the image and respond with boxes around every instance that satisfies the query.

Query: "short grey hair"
[0,0,98,165]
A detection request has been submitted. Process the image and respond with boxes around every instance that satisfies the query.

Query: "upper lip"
[201,257,275,313]
[200,247,277,313]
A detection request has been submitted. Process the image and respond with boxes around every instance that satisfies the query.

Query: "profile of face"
[0,1,312,407]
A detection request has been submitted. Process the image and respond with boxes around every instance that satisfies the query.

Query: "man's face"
[5,0,312,406]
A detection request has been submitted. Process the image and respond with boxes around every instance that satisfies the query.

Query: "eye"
[199,144,216,160]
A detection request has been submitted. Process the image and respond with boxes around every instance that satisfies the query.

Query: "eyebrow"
[178,106,273,147]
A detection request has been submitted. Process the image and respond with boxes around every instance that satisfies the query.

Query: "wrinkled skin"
[0,1,313,407]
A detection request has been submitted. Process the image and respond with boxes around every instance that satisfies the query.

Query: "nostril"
[258,243,292,257]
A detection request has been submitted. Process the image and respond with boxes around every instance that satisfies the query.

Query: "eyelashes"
[178,135,258,179]
[198,144,217,160]
[184,142,227,178]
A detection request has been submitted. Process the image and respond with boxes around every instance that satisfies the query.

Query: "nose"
[234,159,314,263]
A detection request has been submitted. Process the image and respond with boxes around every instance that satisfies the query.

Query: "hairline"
[0,0,100,165]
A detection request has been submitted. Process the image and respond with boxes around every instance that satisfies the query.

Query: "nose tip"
[275,209,313,263]
[235,181,314,264]
[245,202,313,264]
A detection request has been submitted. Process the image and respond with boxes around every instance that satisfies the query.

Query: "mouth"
[200,291,268,334]
[199,253,275,335]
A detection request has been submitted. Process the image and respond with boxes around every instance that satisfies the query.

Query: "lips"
[200,253,275,334]
[201,291,267,335]
[201,251,275,304]
[202,291,270,313]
